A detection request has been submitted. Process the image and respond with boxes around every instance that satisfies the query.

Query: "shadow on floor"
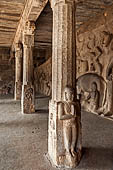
[78,147,113,170]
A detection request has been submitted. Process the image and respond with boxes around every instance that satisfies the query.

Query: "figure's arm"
[86,93,91,100]
[58,103,74,120]
[95,47,102,60]
[71,104,76,116]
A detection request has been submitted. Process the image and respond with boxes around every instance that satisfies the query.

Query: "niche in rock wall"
[76,12,113,118]
[77,73,106,113]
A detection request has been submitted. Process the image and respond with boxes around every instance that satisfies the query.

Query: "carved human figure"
[81,60,88,73]
[24,86,35,113]
[58,86,81,158]
[85,82,99,112]
[90,63,95,72]
[94,58,102,75]
[104,58,113,115]
[88,52,102,75]
[102,31,112,48]
[97,32,113,116]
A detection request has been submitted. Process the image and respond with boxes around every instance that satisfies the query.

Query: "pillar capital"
[24,21,36,35]
[51,0,84,8]
[23,21,35,47]
[51,0,76,8]
[15,42,22,52]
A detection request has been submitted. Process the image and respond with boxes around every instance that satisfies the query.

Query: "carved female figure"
[58,86,81,158]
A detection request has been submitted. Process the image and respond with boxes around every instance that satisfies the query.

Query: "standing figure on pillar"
[58,86,82,167]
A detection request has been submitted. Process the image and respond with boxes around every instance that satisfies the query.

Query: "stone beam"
[12,0,48,49]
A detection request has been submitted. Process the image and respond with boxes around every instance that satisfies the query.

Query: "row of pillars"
[14,0,81,168]
[14,0,76,114]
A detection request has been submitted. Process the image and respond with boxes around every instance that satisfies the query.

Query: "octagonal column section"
[14,43,22,100]
[48,0,82,168]
[21,21,35,114]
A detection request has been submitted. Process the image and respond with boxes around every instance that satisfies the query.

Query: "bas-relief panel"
[35,21,113,117]
[76,22,113,117]
[34,57,52,96]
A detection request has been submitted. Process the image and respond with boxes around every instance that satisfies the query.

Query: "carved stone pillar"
[21,21,35,114]
[15,43,22,100]
[48,0,82,168]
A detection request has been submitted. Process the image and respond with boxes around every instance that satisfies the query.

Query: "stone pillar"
[21,21,35,114]
[15,43,22,100]
[48,0,82,168]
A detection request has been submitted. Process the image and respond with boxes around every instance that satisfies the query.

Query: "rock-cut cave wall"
[0,48,15,95]
[34,10,113,116]
[34,57,52,96]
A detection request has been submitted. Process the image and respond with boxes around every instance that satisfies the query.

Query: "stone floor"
[0,94,113,170]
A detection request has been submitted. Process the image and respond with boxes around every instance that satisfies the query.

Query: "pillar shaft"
[48,0,82,168]
[23,45,34,85]
[15,43,22,100]
[52,0,76,101]
[21,21,35,114]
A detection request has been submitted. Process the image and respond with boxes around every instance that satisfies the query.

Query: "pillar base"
[48,100,82,168]
[15,81,22,100]
[21,84,35,114]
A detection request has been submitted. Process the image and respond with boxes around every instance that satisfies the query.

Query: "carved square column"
[48,0,82,168]
[14,43,22,100]
[21,21,35,114]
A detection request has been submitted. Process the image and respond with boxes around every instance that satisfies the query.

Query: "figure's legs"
[71,125,77,157]
[63,126,71,155]
[104,81,113,116]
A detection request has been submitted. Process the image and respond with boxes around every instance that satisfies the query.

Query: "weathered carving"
[85,82,99,112]
[48,87,82,168]
[76,22,113,119]
[94,58,102,75]
[101,31,113,48]
[57,86,82,168]
[98,57,113,116]
[77,73,106,113]
[15,81,22,100]
[24,21,36,35]
[23,21,35,47]
[106,57,113,115]
[34,58,52,96]
[23,85,35,114]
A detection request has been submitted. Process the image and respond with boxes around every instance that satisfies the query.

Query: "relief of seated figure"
[85,82,99,112]
[58,86,81,166]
